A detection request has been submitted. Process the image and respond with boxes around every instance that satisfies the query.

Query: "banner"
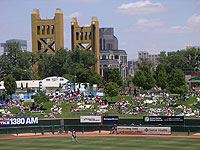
[103,116,118,123]
[80,116,101,123]
[117,126,171,135]
[0,117,38,125]
[143,116,184,123]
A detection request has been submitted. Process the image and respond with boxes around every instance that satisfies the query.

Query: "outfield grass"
[0,134,13,137]
[0,136,199,150]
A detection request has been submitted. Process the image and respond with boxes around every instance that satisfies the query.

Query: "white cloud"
[126,18,164,32]
[126,25,149,32]
[117,0,165,15]
[65,12,81,19]
[187,14,200,28]
[126,13,200,34]
[154,26,192,34]
[156,14,200,34]
[136,18,164,27]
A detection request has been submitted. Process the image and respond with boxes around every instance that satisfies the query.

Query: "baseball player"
[72,129,77,142]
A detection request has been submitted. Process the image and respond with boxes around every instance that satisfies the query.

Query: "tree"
[132,70,145,88]
[138,58,153,70]
[158,48,200,74]
[104,82,119,101]
[81,49,98,68]
[0,56,12,77]
[3,74,17,97]
[62,48,97,75]
[32,92,49,103]
[3,42,21,65]
[142,66,155,90]
[50,48,68,76]
[123,75,133,87]
[103,68,111,83]
[108,68,123,87]
[37,53,53,79]
[0,42,36,80]
[133,66,155,90]
[62,74,76,83]
[174,85,188,96]
[171,69,186,88]
[76,68,102,85]
[170,68,188,94]
[154,64,168,90]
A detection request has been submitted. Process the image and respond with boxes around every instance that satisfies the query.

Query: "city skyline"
[0,0,200,59]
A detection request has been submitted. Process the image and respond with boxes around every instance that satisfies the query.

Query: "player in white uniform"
[72,129,77,142]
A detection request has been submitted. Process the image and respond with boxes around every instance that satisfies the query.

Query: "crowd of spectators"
[1,87,200,118]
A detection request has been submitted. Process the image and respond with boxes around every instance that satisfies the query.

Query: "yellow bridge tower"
[71,17,100,74]
[31,8,64,55]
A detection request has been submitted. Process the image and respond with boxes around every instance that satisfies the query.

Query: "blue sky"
[0,0,200,59]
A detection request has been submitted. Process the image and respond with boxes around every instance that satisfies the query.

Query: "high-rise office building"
[0,43,5,56]
[99,27,127,80]
[128,59,138,76]
[99,28,118,50]
[138,51,159,70]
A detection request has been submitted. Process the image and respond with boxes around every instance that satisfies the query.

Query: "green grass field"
[0,136,199,150]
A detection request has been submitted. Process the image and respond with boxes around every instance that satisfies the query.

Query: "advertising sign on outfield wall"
[103,116,119,123]
[0,117,38,125]
[117,126,171,135]
[143,116,184,123]
[80,116,102,123]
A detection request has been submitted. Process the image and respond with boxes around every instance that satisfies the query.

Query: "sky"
[0,0,200,59]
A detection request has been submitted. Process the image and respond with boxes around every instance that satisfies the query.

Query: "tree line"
[132,47,200,95]
[0,42,122,87]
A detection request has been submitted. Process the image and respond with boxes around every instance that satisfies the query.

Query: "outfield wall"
[2,118,200,126]
[37,118,200,132]
[1,118,200,134]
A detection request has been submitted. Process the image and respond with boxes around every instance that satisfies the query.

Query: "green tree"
[37,53,53,79]
[0,42,36,80]
[133,66,155,90]
[138,58,153,70]
[103,68,111,83]
[104,82,119,101]
[82,49,98,68]
[62,48,97,75]
[123,75,133,87]
[170,68,188,94]
[3,74,17,97]
[132,70,145,88]
[108,68,123,87]
[154,64,168,90]
[50,48,68,76]
[62,74,76,83]
[158,48,200,74]
[0,56,12,77]
[32,92,49,103]
[174,85,188,96]
[142,66,155,90]
[171,69,186,88]
[76,68,102,84]
[4,42,21,65]
[35,48,98,80]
